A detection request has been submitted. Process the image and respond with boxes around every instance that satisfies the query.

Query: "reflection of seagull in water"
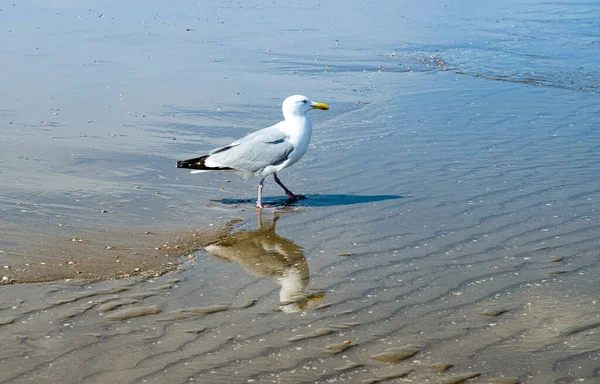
[176,95,329,209]
[205,214,322,313]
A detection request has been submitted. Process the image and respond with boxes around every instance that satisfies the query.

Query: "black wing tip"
[176,160,189,168]
[176,155,234,171]
[177,155,208,169]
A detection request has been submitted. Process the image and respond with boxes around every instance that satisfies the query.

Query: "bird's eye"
[302,100,307,104]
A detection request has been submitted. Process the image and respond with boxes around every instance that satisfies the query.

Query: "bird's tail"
[176,155,233,172]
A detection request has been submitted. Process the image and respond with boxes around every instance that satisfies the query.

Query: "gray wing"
[207,125,294,174]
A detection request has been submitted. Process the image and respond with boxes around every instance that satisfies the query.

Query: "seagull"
[176,95,329,209]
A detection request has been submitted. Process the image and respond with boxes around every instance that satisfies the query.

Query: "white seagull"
[176,95,329,209]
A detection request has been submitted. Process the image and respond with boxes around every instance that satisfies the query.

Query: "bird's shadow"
[216,194,404,208]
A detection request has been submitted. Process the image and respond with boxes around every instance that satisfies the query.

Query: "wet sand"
[0,220,238,283]
[2,1,600,383]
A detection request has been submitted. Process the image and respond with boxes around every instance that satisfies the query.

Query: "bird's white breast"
[258,116,312,176]
[283,117,312,165]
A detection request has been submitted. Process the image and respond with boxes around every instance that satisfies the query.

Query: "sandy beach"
[1,1,599,383]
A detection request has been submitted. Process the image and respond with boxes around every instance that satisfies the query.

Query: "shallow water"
[1,1,600,383]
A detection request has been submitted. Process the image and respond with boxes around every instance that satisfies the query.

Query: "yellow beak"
[311,102,329,110]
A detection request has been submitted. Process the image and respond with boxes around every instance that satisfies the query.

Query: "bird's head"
[282,95,329,119]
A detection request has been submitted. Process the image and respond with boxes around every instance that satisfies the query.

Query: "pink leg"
[256,177,266,209]
[273,173,297,201]
[257,209,263,229]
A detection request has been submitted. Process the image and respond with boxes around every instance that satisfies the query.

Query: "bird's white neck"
[281,115,312,136]
[283,108,309,120]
